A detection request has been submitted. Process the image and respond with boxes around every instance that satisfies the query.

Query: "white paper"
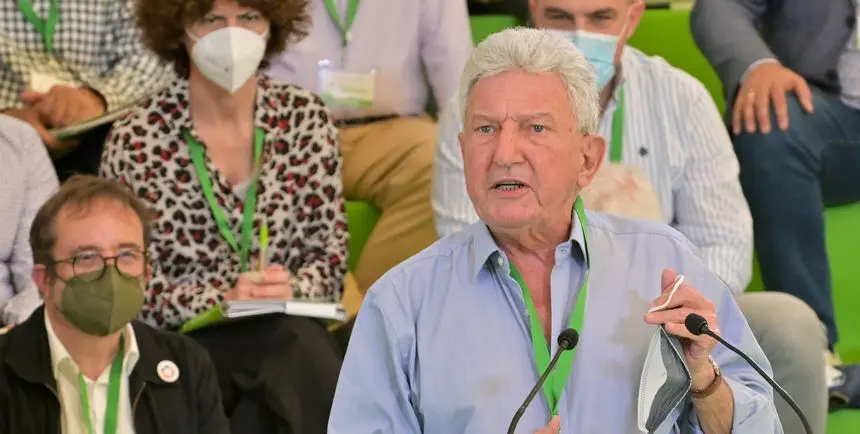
[224,300,347,322]
[29,71,78,94]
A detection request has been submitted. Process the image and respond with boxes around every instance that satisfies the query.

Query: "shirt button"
[496,256,504,266]
[847,15,856,28]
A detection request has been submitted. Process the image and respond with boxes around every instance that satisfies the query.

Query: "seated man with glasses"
[0,175,230,434]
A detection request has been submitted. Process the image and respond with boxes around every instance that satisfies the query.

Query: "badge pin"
[157,360,179,383]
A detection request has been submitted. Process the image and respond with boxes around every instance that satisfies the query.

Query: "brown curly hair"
[136,0,310,77]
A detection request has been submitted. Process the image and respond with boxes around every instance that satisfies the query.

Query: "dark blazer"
[0,307,231,434]
[691,0,856,106]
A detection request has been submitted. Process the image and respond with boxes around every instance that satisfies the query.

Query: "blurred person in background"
[0,114,57,330]
[267,0,472,308]
[0,0,173,180]
[101,0,346,432]
[692,0,858,375]
[693,0,860,410]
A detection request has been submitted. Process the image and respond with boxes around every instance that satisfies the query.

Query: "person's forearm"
[692,379,735,434]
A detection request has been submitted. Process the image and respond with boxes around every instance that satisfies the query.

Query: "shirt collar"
[469,206,588,282]
[44,310,140,383]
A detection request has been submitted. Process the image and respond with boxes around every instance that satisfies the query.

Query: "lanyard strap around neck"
[609,86,625,163]
[78,337,125,434]
[17,0,59,54]
[186,128,266,272]
[322,0,360,47]
[508,197,590,416]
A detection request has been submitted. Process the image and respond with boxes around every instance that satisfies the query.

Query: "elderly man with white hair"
[328,28,781,433]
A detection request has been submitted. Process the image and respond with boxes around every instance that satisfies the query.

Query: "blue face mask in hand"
[556,19,629,89]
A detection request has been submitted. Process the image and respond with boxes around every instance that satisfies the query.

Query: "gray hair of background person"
[457,27,601,135]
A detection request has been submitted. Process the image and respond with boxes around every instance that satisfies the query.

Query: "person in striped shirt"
[431,0,829,433]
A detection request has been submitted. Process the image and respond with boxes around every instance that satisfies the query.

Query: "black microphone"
[507,328,580,434]
[684,313,812,434]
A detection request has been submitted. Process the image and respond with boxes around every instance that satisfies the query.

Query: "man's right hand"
[534,416,560,434]
[732,62,814,135]
[3,107,61,150]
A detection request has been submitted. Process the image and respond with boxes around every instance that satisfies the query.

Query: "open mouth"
[493,181,526,191]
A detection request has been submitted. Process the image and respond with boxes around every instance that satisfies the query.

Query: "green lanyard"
[508,198,590,416]
[186,128,266,272]
[77,337,125,434]
[17,0,59,54]
[322,0,360,47]
[609,86,625,163]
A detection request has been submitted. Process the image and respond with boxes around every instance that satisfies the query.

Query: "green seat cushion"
[470,15,520,45]
[345,200,380,273]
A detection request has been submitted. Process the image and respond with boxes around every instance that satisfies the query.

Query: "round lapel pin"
[157,360,179,383]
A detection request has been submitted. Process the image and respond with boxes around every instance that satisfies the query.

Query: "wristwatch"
[691,356,722,399]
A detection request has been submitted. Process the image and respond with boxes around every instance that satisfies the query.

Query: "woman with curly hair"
[100,0,346,431]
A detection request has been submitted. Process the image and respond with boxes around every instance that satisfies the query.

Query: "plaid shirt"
[0,0,174,111]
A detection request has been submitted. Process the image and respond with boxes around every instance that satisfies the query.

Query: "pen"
[258,222,269,272]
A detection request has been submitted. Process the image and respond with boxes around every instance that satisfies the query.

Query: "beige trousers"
[340,116,439,303]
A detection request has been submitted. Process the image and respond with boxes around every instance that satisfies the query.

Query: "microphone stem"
[507,345,568,434]
[705,329,812,434]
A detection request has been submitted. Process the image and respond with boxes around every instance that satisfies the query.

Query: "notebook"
[223,300,348,322]
[49,105,134,139]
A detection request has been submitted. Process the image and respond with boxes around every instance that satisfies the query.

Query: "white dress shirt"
[45,312,139,434]
[432,47,753,294]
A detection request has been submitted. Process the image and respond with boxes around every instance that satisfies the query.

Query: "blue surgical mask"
[556,29,623,90]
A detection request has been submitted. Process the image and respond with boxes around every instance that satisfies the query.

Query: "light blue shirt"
[329,211,780,433]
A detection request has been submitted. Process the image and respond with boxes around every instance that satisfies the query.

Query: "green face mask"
[58,268,145,336]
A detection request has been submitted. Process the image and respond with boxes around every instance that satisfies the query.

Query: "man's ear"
[625,0,646,40]
[577,134,606,189]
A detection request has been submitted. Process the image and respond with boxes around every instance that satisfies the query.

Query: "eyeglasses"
[50,251,147,282]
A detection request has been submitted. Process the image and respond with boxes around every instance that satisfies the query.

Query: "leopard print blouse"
[100,75,348,330]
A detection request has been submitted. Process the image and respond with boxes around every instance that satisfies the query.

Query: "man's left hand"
[644,268,720,390]
[20,85,106,128]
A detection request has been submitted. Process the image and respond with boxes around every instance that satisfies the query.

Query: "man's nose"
[492,126,524,166]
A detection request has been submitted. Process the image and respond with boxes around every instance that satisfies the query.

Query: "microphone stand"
[688,314,812,434]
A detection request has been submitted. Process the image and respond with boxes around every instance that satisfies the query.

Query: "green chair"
[469,15,520,45]
[345,200,380,273]
[335,200,380,332]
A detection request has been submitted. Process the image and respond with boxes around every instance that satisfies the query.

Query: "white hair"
[458,27,600,135]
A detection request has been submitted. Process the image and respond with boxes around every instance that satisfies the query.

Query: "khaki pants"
[339,116,438,311]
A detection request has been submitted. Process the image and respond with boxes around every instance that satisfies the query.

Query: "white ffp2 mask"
[189,27,267,93]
